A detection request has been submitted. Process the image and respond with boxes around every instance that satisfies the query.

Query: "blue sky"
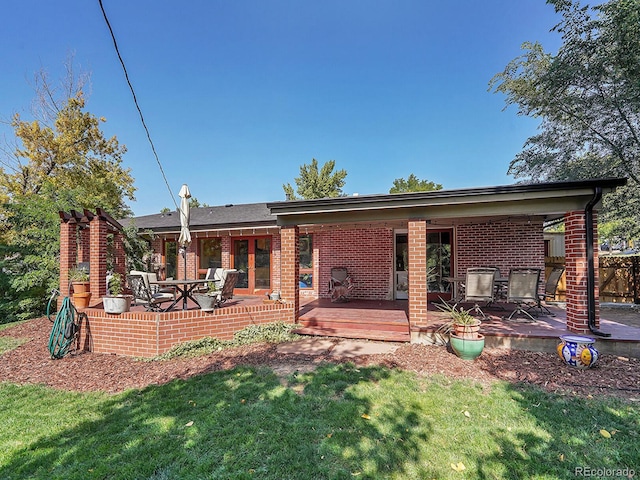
[1,0,562,216]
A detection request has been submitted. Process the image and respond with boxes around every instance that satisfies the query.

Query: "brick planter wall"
[80,302,296,358]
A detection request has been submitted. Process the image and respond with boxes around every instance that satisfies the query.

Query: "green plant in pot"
[69,265,90,291]
[103,272,132,314]
[68,265,92,308]
[435,300,485,360]
[193,281,220,312]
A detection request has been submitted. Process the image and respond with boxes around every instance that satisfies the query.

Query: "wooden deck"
[296,298,640,357]
[297,299,411,342]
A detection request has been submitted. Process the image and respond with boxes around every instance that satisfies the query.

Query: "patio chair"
[328,267,354,302]
[458,267,497,318]
[504,268,541,322]
[214,270,239,307]
[197,267,224,292]
[130,270,176,299]
[127,274,175,312]
[531,267,565,316]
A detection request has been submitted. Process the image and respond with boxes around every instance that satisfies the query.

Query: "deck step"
[294,326,410,342]
[299,319,409,333]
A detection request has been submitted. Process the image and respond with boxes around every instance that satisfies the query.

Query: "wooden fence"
[546,255,640,304]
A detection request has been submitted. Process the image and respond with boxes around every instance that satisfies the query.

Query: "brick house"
[60,177,626,356]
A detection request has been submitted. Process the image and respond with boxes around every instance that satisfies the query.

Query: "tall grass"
[1,363,638,479]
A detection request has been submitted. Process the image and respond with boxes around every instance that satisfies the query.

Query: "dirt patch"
[1,317,639,402]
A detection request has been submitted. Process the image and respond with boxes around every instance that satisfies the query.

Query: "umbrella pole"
[181,247,187,280]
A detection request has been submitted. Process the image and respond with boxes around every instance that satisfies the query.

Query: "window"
[199,238,222,277]
[164,240,177,279]
[299,234,313,288]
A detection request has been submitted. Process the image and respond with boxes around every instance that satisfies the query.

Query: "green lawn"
[1,361,638,479]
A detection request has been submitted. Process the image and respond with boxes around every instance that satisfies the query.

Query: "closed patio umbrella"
[178,184,192,280]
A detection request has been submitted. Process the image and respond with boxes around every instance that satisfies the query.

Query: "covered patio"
[269,177,630,339]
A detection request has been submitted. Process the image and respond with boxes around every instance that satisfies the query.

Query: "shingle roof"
[122,202,276,233]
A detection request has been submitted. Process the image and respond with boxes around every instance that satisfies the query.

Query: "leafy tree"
[0,66,136,322]
[389,174,442,193]
[188,197,210,208]
[283,159,347,200]
[489,0,640,240]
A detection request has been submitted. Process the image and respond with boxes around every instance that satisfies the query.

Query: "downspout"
[585,187,611,337]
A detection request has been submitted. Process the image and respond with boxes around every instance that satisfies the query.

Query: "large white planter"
[193,293,217,312]
[103,295,132,314]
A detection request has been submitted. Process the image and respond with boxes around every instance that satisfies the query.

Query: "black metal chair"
[127,274,175,312]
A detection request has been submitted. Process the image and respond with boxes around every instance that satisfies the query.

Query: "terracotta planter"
[72,292,92,309]
[71,281,90,294]
[453,320,481,339]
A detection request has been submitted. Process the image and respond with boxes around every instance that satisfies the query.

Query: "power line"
[97,0,178,211]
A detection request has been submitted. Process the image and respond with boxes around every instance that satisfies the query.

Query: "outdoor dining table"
[150,278,209,311]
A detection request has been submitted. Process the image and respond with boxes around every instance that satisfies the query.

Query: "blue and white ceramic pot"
[557,335,599,369]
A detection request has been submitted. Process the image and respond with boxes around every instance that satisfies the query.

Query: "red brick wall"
[81,303,295,358]
[564,211,599,333]
[316,227,394,300]
[456,220,546,283]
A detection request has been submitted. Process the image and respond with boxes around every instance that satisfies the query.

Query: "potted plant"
[69,265,92,308]
[69,265,90,292]
[435,300,485,360]
[103,273,132,314]
[193,281,219,312]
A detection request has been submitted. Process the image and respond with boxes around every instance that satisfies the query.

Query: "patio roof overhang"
[267,178,628,227]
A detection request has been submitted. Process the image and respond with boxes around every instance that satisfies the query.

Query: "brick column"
[280,225,299,321]
[271,234,282,293]
[565,211,599,333]
[78,225,91,265]
[59,220,77,298]
[221,236,231,269]
[408,220,428,326]
[187,242,197,279]
[90,215,109,302]
[113,231,126,277]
